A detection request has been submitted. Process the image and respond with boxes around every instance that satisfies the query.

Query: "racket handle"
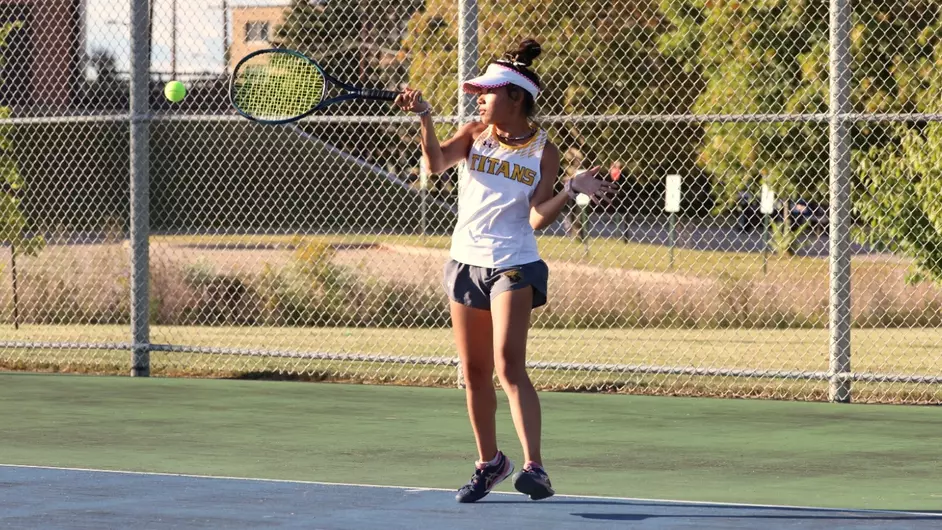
[360,88,400,101]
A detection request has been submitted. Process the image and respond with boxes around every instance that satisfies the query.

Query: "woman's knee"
[495,351,529,387]
[463,359,494,388]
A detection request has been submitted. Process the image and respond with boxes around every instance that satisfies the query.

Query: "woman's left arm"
[529,143,569,231]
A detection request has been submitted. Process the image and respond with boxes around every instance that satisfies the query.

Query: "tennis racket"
[229,48,401,124]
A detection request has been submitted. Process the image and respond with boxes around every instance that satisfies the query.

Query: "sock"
[478,451,502,467]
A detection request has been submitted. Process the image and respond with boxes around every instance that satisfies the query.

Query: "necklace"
[495,127,536,143]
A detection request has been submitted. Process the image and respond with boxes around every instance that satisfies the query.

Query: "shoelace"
[464,467,487,488]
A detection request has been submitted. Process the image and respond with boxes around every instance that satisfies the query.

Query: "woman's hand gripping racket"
[229,48,401,124]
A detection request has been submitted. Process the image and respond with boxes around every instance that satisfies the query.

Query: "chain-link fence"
[0,0,940,403]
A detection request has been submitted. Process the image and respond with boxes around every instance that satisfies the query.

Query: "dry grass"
[0,235,940,330]
[1,326,940,403]
[0,234,940,402]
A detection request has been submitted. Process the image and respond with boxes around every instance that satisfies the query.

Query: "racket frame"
[229,48,400,125]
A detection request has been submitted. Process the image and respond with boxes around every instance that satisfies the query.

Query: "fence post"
[454,0,478,389]
[457,0,479,123]
[828,0,852,402]
[130,0,151,377]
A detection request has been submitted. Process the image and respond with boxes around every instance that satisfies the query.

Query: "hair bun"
[505,38,542,67]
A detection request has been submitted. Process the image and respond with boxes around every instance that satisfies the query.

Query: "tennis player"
[394,39,616,503]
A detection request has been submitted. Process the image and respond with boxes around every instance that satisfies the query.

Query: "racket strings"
[234,52,325,121]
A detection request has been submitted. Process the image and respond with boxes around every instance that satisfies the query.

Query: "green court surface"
[1,373,940,511]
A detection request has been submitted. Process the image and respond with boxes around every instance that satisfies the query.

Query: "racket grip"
[360,88,400,101]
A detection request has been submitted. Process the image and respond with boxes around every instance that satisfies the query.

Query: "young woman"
[394,39,616,503]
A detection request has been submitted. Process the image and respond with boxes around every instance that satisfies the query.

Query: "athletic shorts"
[442,258,549,311]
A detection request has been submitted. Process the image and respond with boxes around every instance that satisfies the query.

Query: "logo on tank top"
[468,154,537,186]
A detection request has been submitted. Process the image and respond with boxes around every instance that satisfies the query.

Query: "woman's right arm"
[396,88,480,174]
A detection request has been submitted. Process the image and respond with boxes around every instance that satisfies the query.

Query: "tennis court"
[2,373,941,528]
[4,0,942,527]
[5,467,941,529]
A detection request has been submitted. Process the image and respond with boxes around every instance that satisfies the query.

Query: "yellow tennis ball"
[164,80,186,103]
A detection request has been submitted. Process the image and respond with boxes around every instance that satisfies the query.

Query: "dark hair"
[495,39,543,118]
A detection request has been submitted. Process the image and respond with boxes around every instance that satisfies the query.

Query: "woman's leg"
[491,287,554,500]
[450,300,497,462]
[452,300,516,503]
[490,287,542,466]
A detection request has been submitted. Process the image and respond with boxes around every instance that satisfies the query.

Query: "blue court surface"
[2,465,940,529]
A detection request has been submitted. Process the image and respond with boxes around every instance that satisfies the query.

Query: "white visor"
[462,63,540,99]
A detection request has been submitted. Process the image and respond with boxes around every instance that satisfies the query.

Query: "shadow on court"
[572,511,941,523]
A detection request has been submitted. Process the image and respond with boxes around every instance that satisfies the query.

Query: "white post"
[665,174,682,270]
[761,184,776,274]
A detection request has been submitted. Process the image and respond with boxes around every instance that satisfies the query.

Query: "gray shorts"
[443,259,549,311]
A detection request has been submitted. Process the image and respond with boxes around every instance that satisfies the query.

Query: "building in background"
[0,0,86,110]
[228,3,289,71]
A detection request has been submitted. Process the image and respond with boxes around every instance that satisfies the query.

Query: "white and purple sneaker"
[455,451,515,503]
[512,462,555,500]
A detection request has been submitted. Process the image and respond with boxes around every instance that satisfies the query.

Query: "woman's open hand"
[571,166,619,205]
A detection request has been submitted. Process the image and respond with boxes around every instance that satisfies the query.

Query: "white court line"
[2,463,940,517]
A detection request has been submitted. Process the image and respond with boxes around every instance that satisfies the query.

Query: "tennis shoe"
[455,451,514,503]
[512,462,555,500]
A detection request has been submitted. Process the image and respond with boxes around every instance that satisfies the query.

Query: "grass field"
[2,324,941,402]
[155,232,834,280]
[3,324,942,372]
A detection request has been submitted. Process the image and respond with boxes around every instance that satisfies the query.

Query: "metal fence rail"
[0,0,940,403]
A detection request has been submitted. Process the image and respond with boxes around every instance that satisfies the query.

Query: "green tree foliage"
[277,0,426,181]
[851,1,942,283]
[0,22,44,258]
[857,125,942,284]
[658,0,942,212]
[658,0,828,211]
[403,0,707,211]
[278,0,422,94]
[278,0,365,86]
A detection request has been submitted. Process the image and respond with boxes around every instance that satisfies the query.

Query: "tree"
[658,0,829,212]
[0,21,45,326]
[0,22,43,255]
[850,1,942,283]
[276,0,426,185]
[0,108,45,257]
[857,125,942,283]
[278,0,364,87]
[278,0,422,96]
[658,0,942,214]
[403,0,708,214]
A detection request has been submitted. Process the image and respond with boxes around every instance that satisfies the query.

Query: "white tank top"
[449,125,547,268]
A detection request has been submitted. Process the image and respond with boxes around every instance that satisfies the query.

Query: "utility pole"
[171,0,177,78]
[222,0,229,71]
